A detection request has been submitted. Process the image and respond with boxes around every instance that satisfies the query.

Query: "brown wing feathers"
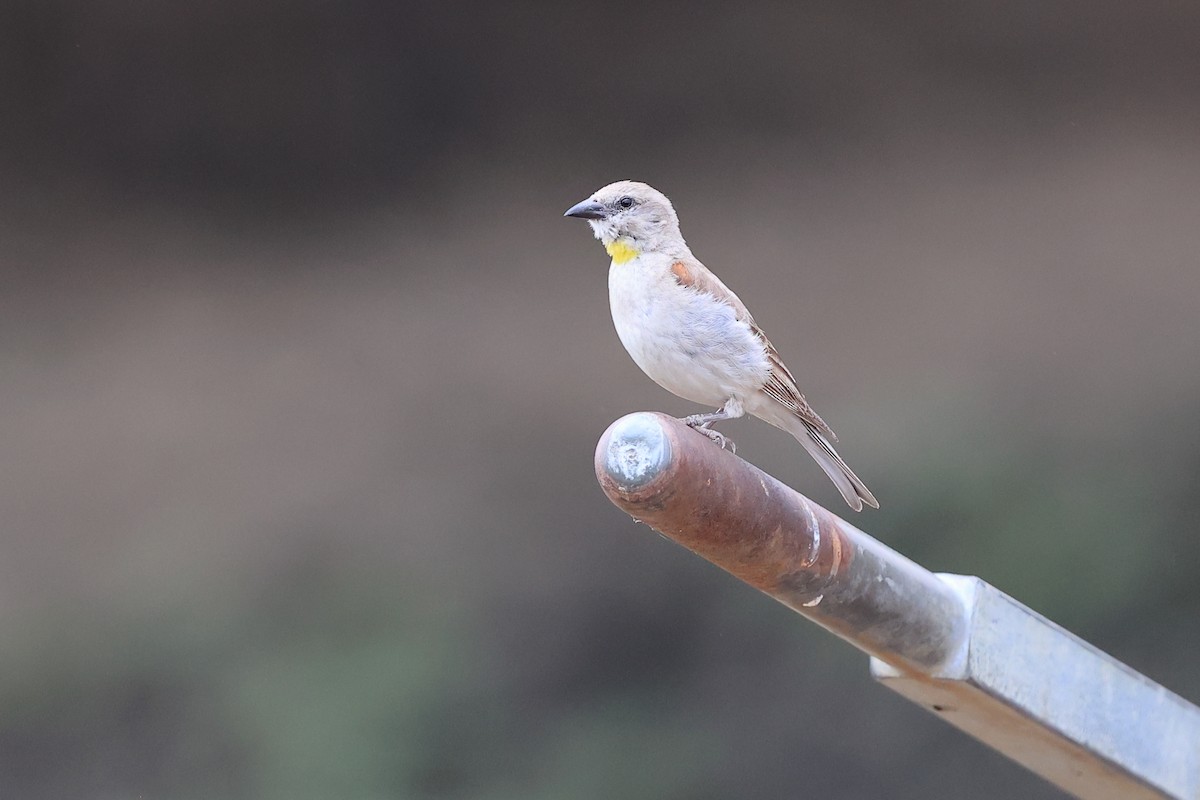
[670,260,838,441]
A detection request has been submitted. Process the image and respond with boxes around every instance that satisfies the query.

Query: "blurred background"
[3,2,1199,798]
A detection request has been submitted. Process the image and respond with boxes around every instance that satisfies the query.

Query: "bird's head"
[563,181,686,262]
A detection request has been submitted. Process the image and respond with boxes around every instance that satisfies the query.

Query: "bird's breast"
[607,258,771,406]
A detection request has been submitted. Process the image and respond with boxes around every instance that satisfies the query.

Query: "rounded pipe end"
[596,412,675,493]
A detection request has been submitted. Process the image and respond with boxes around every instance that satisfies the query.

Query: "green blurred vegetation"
[4,403,1197,799]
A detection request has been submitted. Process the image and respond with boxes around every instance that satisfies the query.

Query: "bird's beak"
[563,199,607,220]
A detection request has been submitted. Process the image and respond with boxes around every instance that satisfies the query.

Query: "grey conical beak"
[563,199,607,220]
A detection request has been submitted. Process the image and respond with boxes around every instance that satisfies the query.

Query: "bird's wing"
[669,259,838,441]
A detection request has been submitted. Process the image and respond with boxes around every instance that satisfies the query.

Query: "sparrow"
[565,180,878,511]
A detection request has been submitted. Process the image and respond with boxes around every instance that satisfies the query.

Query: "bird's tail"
[780,415,878,512]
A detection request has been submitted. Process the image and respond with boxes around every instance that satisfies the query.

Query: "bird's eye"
[617,196,635,209]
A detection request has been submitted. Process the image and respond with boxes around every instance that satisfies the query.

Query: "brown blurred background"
[3,2,1200,798]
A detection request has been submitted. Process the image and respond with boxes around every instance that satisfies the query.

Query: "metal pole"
[595,412,1200,800]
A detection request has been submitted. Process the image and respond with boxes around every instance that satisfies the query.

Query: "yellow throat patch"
[605,240,639,265]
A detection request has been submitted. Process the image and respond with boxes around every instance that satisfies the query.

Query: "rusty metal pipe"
[595,411,969,675]
[595,412,1200,799]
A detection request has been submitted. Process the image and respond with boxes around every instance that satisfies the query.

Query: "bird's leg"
[682,398,744,454]
[691,426,735,454]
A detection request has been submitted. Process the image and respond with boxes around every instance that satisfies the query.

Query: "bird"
[564,180,878,511]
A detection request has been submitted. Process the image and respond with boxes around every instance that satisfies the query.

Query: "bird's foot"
[682,416,737,455]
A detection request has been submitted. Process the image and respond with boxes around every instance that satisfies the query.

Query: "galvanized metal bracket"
[872,575,1200,800]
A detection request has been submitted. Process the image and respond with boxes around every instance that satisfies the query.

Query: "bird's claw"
[682,417,736,454]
